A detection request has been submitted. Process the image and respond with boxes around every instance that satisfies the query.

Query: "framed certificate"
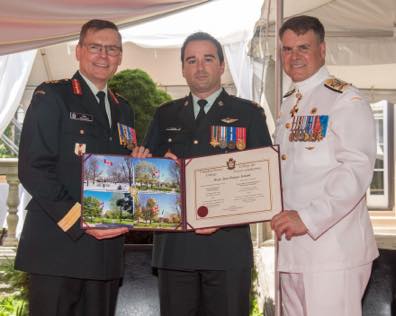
[81,146,282,231]
[183,146,282,229]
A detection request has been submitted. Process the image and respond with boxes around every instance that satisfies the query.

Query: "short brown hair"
[279,15,325,42]
[181,32,224,64]
[78,19,121,45]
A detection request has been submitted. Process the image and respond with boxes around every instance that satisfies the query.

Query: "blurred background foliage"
[109,69,172,144]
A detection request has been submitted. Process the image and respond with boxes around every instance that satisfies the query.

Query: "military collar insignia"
[221,117,239,124]
[283,88,296,98]
[109,89,120,104]
[71,79,82,96]
[217,100,224,107]
[324,77,350,93]
[184,98,189,107]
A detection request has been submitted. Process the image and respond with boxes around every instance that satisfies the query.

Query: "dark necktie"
[96,91,110,127]
[196,99,208,127]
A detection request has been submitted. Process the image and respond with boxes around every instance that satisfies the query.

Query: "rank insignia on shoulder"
[221,117,239,124]
[34,90,46,96]
[70,112,93,122]
[324,78,350,93]
[283,88,296,98]
[74,143,86,156]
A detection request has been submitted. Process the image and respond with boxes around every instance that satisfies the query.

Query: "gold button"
[80,129,85,135]
[285,123,291,129]
[193,140,199,144]
[281,154,287,160]
[168,138,172,143]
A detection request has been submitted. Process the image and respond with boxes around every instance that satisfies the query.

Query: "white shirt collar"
[78,71,108,99]
[293,66,329,93]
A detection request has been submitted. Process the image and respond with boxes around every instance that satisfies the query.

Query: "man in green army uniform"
[15,19,143,316]
[145,32,272,316]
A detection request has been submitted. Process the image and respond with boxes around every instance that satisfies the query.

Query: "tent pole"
[275,4,283,316]
[275,0,283,120]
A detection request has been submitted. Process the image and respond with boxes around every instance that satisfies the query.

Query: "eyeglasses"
[83,43,122,57]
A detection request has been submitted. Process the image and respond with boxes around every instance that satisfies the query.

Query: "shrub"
[109,69,172,144]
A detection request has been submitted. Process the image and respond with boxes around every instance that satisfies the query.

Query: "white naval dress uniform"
[274,66,379,316]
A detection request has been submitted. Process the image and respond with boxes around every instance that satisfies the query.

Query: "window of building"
[367,100,393,209]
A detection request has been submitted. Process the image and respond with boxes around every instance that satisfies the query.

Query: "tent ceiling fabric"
[0,0,207,56]
[253,0,396,65]
[120,0,264,48]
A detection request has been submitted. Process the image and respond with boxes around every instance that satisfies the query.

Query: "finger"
[164,151,178,160]
[274,222,289,240]
[271,215,288,230]
[138,146,145,153]
[144,148,152,158]
[195,227,218,235]
[131,146,141,157]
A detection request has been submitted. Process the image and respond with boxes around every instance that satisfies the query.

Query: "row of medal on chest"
[286,115,329,142]
[165,125,247,151]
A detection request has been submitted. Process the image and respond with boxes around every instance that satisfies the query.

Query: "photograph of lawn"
[82,154,182,230]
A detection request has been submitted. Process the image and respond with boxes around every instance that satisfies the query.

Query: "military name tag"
[165,127,182,132]
[70,112,93,122]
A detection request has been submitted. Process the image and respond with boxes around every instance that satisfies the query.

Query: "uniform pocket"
[62,121,98,160]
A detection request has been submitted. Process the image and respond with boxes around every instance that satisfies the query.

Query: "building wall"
[23,42,236,106]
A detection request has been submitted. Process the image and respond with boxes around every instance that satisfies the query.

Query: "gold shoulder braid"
[324,77,350,93]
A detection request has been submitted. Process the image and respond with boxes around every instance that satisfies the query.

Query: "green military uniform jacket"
[144,89,272,270]
[15,71,134,280]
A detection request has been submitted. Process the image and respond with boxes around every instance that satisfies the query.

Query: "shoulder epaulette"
[44,78,70,85]
[229,95,260,108]
[34,78,70,96]
[324,77,350,93]
[283,88,295,98]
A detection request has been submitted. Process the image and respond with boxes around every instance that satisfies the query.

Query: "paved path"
[116,245,160,316]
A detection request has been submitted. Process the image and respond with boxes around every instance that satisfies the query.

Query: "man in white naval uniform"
[271,15,379,316]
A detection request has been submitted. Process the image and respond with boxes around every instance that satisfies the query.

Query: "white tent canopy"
[120,0,262,48]
[253,0,396,65]
[0,0,207,56]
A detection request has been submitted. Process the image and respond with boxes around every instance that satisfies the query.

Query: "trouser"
[157,268,251,316]
[280,263,372,316]
[29,273,121,316]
